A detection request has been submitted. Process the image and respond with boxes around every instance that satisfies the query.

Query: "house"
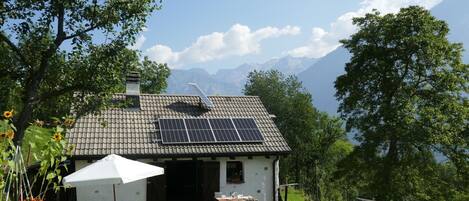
[66,73,291,201]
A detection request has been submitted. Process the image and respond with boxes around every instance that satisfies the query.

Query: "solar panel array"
[158,118,264,144]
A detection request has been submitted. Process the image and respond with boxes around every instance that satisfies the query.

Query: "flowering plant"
[0,111,75,200]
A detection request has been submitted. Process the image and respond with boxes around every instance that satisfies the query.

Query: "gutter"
[71,151,290,160]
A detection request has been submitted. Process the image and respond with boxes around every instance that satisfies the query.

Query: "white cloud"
[127,26,149,50]
[127,35,147,50]
[145,24,300,68]
[288,0,443,58]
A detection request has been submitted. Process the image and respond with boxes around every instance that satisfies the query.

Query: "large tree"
[335,6,468,200]
[0,0,162,144]
[245,70,353,201]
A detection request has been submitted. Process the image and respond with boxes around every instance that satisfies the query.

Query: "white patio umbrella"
[63,154,164,201]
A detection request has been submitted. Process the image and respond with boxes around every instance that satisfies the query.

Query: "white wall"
[74,160,146,201]
[218,156,275,201]
[75,156,278,201]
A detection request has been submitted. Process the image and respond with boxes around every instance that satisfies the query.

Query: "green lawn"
[280,187,306,201]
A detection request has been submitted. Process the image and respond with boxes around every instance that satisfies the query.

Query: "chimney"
[126,71,140,95]
[126,72,140,109]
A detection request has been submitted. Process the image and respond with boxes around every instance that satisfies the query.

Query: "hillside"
[297,0,469,115]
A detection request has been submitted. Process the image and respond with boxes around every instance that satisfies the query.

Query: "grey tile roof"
[68,94,290,157]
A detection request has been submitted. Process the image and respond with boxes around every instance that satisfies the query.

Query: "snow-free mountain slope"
[297,47,350,115]
[166,56,317,95]
[297,0,469,115]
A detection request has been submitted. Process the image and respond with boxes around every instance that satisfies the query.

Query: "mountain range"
[166,56,317,95]
[166,0,468,115]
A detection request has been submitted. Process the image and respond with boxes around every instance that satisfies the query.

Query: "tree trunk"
[294,154,300,182]
[13,48,55,145]
[378,137,398,200]
[13,103,34,145]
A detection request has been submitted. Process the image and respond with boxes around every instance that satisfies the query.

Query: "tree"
[0,0,162,144]
[302,114,354,201]
[245,70,353,201]
[137,56,171,94]
[244,70,316,181]
[335,6,468,200]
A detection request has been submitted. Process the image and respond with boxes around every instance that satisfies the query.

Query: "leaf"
[46,172,56,180]
[56,126,64,133]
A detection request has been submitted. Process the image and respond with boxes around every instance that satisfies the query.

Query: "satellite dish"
[188,83,214,110]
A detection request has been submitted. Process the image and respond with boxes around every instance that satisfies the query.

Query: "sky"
[130,0,443,73]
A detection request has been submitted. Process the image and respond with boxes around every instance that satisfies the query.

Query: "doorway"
[166,161,199,201]
[148,160,220,201]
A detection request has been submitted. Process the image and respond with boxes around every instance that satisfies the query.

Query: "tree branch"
[63,24,100,41]
[34,84,86,103]
[0,32,30,67]
[54,2,66,47]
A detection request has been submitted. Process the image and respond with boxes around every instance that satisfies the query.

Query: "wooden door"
[202,161,220,201]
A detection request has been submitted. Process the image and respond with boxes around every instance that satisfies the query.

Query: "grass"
[280,187,306,201]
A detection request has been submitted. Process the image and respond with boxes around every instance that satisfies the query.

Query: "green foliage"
[0,0,164,143]
[244,70,353,201]
[0,119,15,191]
[281,188,306,201]
[244,70,315,179]
[0,112,74,200]
[335,6,468,200]
[139,56,171,94]
[115,50,171,94]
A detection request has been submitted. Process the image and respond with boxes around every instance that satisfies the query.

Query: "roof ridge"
[114,93,259,98]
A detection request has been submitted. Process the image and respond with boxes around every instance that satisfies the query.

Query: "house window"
[226,161,244,183]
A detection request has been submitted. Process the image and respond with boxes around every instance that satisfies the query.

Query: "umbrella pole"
[113,184,117,201]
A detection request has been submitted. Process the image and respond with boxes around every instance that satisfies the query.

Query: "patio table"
[215,195,257,201]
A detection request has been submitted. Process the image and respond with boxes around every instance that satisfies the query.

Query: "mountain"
[297,0,469,115]
[297,47,350,114]
[166,56,317,95]
[166,0,468,115]
[166,68,240,95]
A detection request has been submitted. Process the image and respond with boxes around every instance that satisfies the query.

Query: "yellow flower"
[64,118,75,128]
[53,132,63,142]
[3,110,13,119]
[6,129,14,140]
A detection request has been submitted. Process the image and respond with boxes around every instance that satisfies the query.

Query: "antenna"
[188,83,214,110]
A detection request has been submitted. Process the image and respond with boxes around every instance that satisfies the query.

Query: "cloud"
[145,24,300,68]
[127,26,149,50]
[127,35,146,50]
[288,0,443,58]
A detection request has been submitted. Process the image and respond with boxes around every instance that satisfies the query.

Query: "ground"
[280,187,306,201]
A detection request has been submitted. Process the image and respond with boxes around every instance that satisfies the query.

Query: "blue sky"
[131,0,443,73]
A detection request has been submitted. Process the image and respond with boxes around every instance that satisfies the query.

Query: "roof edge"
[71,151,290,160]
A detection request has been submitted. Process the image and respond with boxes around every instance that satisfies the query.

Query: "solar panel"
[232,118,264,142]
[158,117,264,144]
[159,118,186,130]
[184,119,215,142]
[159,119,190,144]
[209,118,241,142]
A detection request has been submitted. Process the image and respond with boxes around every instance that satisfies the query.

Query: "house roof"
[68,94,290,158]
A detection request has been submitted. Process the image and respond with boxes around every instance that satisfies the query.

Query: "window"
[226,161,244,183]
